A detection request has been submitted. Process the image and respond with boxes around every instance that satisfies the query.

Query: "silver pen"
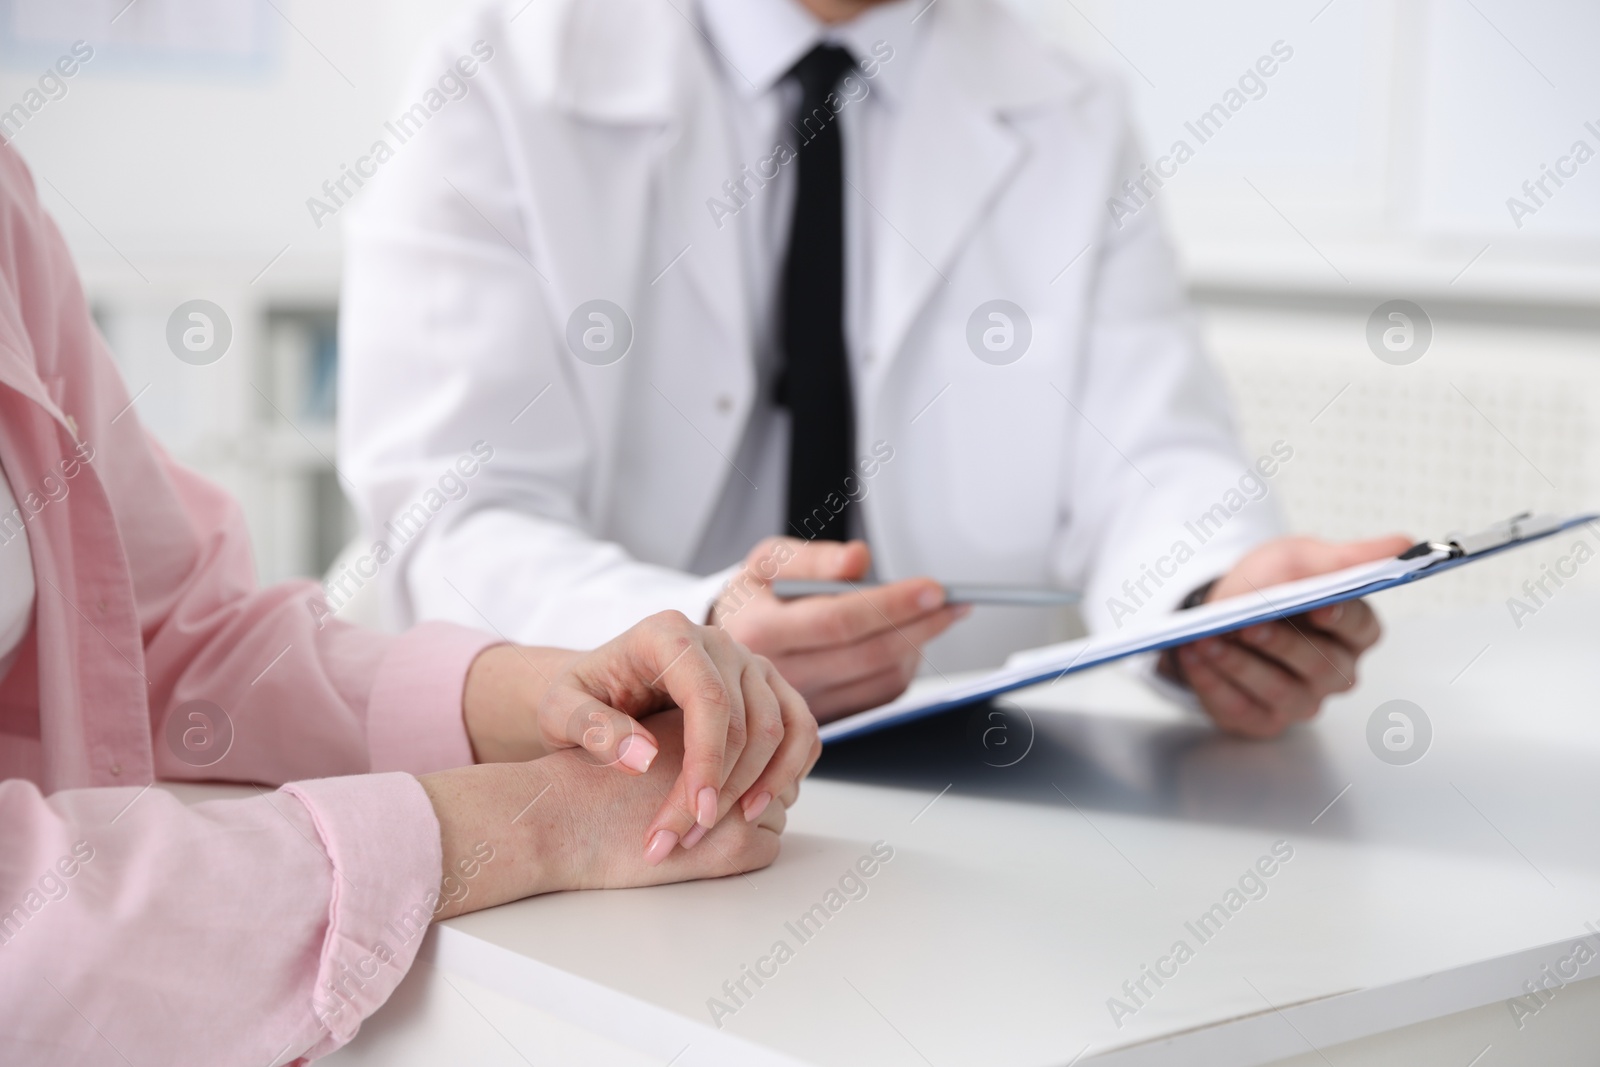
[770,580,1081,607]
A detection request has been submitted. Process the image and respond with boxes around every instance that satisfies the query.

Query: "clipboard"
[819,511,1600,744]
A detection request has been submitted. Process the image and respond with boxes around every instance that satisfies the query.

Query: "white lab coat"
[338,0,1283,672]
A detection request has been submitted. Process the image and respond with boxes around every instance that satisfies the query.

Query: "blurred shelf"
[87,281,351,586]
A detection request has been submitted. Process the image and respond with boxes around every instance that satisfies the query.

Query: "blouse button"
[715,394,734,414]
[109,763,122,777]
[96,598,108,614]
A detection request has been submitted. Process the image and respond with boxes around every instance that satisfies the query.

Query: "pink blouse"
[0,143,499,1064]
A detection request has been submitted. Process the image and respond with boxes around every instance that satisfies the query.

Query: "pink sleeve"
[0,772,444,1064]
[0,142,497,1063]
[139,439,499,784]
[0,140,499,783]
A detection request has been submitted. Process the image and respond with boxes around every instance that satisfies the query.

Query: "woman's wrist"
[419,759,574,918]
[462,644,583,763]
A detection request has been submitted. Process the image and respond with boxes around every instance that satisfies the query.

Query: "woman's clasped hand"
[427,612,822,916]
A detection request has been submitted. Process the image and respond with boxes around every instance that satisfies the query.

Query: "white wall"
[0,0,464,279]
[7,0,1596,289]
[1011,0,1600,275]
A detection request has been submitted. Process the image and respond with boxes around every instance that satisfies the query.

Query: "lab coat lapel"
[656,79,750,368]
[538,0,749,405]
[868,13,1025,386]
[533,0,751,555]
[867,0,1088,390]
[529,0,674,347]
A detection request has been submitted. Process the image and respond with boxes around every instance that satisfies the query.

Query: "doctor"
[340,0,1405,735]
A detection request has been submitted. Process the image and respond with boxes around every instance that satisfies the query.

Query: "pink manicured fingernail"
[743,792,772,822]
[697,787,718,828]
[918,587,944,611]
[1325,604,1344,623]
[645,829,678,866]
[617,735,657,773]
[1244,627,1269,646]
[681,823,708,849]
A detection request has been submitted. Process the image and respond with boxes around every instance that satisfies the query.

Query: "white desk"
[309,589,1600,1066]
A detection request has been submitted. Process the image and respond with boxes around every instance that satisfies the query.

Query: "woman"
[0,142,818,1066]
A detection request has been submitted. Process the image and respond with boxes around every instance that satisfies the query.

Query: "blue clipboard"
[819,511,1600,744]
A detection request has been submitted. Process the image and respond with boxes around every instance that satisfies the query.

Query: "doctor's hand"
[710,538,970,723]
[462,612,818,863]
[1166,534,1412,739]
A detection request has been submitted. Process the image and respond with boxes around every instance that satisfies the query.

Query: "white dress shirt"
[0,462,36,679]
[688,0,925,574]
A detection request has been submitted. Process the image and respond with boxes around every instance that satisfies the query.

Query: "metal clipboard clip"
[1398,511,1567,564]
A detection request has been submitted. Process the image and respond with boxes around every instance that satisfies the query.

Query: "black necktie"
[781,44,857,543]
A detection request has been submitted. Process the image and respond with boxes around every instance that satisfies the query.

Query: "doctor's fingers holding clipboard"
[337,0,1393,735]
